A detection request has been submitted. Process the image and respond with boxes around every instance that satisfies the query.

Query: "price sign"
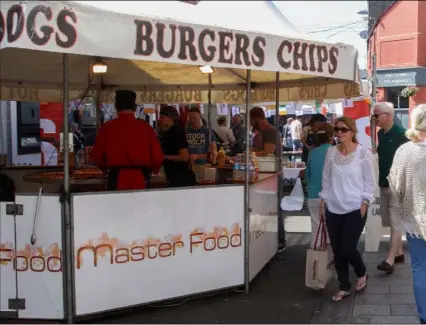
[217,103,229,116]
[342,99,353,108]
[231,106,239,116]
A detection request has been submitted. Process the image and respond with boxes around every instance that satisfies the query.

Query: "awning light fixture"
[198,65,214,74]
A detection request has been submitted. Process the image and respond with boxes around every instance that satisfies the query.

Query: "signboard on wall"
[72,186,244,315]
[376,67,426,87]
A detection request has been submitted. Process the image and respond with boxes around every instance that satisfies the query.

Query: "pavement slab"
[312,242,420,324]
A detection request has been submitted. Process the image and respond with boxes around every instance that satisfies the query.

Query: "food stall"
[0,0,361,321]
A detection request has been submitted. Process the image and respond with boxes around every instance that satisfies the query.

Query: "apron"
[107,166,151,191]
[302,131,316,162]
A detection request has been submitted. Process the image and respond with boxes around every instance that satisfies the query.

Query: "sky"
[273,1,368,70]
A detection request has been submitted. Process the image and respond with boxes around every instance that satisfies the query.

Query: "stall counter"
[0,172,280,319]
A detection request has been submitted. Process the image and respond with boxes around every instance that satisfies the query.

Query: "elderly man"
[373,102,409,274]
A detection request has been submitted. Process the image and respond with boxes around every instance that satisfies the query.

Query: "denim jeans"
[406,234,426,322]
[292,139,303,151]
[326,209,367,291]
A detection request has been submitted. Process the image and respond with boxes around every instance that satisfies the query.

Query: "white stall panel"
[73,186,244,316]
[14,195,64,319]
[0,201,17,316]
[249,175,279,281]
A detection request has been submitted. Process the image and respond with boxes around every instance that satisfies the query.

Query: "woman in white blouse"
[319,116,376,302]
[388,104,426,324]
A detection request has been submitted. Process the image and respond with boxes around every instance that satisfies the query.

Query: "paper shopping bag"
[305,216,335,290]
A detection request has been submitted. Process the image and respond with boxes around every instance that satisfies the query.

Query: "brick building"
[368,0,426,128]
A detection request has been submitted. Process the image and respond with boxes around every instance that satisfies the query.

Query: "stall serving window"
[16,101,41,155]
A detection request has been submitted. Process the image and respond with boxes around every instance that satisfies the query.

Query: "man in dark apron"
[302,114,328,162]
[92,90,164,191]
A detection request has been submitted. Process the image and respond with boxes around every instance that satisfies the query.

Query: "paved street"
[312,242,419,324]
[1,241,418,324]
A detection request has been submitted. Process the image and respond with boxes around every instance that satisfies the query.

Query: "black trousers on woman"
[326,208,367,291]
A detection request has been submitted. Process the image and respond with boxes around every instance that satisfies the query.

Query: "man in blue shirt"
[186,106,217,165]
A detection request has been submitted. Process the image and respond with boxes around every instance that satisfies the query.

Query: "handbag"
[305,216,335,290]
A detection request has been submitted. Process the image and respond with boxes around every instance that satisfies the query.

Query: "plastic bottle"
[233,155,240,180]
[218,147,226,166]
[239,152,247,180]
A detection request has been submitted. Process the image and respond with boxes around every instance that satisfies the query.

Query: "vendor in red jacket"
[92,90,164,190]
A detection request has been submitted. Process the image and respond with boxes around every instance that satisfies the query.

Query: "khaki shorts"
[380,187,394,228]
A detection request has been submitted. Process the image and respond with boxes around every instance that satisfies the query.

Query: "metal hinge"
[8,298,26,310]
[0,311,17,318]
[5,204,23,216]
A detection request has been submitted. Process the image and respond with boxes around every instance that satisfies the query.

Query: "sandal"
[355,274,369,293]
[331,291,351,302]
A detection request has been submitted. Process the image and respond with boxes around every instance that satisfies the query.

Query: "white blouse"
[319,145,376,215]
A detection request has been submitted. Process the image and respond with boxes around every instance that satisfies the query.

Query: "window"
[386,87,409,109]
[16,101,41,155]
[394,109,409,130]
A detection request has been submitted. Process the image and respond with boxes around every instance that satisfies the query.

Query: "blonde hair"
[335,116,358,143]
[406,104,426,141]
[373,102,395,116]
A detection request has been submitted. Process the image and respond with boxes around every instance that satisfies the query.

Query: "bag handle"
[314,214,328,250]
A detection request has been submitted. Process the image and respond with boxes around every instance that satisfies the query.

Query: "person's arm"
[148,127,164,174]
[361,148,376,205]
[91,126,107,170]
[227,129,236,145]
[319,147,332,208]
[388,147,405,228]
[256,128,277,156]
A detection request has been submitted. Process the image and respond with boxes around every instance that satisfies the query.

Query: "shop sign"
[377,67,426,87]
[72,186,244,315]
[1,1,356,81]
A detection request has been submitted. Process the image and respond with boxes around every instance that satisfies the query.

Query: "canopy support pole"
[208,74,212,144]
[244,69,251,294]
[95,75,102,135]
[61,53,74,324]
[275,72,284,250]
[370,53,377,150]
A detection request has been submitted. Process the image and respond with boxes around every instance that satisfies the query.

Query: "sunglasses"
[372,113,387,119]
[334,127,351,133]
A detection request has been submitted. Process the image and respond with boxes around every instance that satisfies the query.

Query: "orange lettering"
[190,233,203,253]
[158,243,172,258]
[115,248,130,264]
[76,244,113,269]
[130,246,145,261]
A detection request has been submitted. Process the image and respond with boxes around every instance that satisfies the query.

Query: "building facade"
[368,0,426,127]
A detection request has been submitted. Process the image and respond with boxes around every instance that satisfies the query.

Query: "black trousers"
[326,208,367,291]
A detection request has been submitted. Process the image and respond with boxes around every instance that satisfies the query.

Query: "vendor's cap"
[311,113,327,123]
[115,90,136,102]
[160,105,179,120]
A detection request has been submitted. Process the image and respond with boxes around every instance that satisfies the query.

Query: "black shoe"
[377,260,394,274]
[278,243,286,253]
[394,254,405,264]
[420,318,426,324]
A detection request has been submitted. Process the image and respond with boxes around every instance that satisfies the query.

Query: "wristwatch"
[362,199,370,206]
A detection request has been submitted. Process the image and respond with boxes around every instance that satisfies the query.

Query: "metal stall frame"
[57,65,282,322]
[60,54,75,324]
[243,70,251,294]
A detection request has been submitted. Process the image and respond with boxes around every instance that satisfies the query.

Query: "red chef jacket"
[92,112,164,190]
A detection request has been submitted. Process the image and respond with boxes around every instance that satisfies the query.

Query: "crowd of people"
[83,90,426,322]
[303,102,426,323]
